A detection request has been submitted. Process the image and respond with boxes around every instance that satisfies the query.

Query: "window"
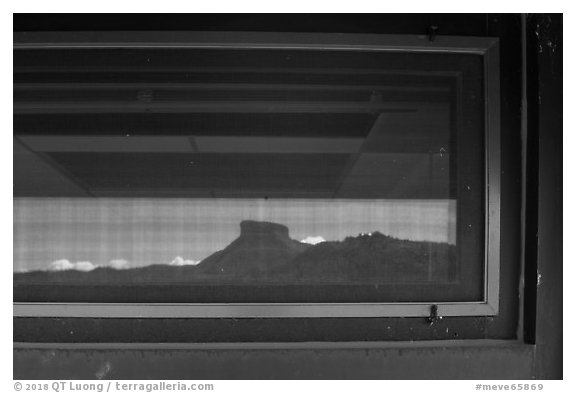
[13,32,500,319]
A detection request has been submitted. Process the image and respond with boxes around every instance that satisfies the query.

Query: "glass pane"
[13,47,485,303]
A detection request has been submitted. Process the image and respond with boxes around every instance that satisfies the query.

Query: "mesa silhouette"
[14,220,456,285]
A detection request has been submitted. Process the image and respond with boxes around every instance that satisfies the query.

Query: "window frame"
[12,31,501,318]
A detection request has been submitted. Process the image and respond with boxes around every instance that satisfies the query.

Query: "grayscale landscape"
[13,220,456,285]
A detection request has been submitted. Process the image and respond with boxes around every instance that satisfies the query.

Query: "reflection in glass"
[13,47,475,300]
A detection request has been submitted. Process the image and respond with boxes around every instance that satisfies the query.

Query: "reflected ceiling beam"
[14,83,450,93]
[13,65,460,77]
[13,101,438,115]
[195,137,363,153]
[19,136,364,154]
[19,136,196,153]
[89,189,336,198]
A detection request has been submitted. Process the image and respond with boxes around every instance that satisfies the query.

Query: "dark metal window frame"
[13,31,501,318]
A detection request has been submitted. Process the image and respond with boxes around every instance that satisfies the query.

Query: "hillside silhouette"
[275,231,455,282]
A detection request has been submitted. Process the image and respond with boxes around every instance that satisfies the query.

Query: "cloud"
[169,256,201,266]
[300,236,326,245]
[108,259,131,270]
[48,259,97,272]
[74,261,97,271]
[48,259,74,271]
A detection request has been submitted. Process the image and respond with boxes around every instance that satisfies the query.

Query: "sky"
[13,198,456,272]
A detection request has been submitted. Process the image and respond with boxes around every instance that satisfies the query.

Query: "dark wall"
[14,13,488,35]
[15,342,534,380]
[13,13,562,379]
[527,14,563,380]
